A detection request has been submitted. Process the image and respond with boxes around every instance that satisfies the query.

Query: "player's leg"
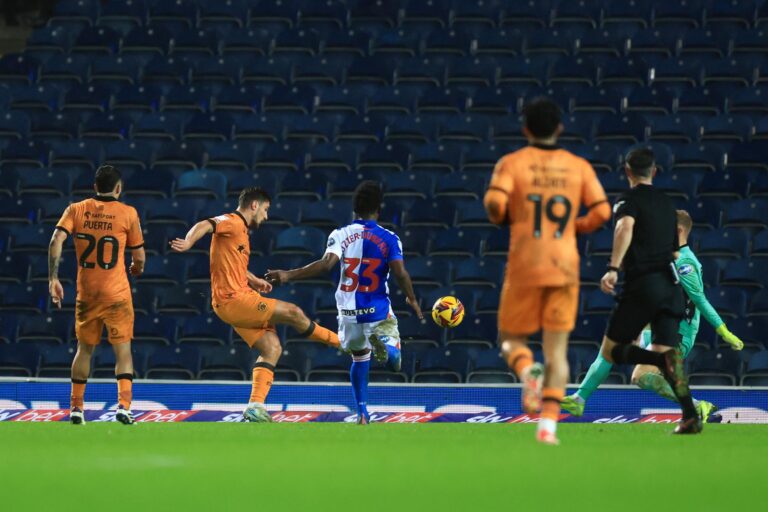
[561,354,613,416]
[538,330,568,445]
[368,317,402,372]
[70,302,101,425]
[111,342,135,424]
[236,327,281,423]
[104,300,136,425]
[339,321,372,423]
[536,285,578,444]
[564,327,649,415]
[498,283,543,413]
[70,341,96,424]
[271,299,340,348]
[649,311,700,433]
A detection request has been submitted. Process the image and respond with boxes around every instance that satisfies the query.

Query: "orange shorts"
[213,291,277,347]
[75,299,134,345]
[498,281,579,335]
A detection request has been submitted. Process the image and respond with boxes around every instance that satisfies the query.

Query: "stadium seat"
[741,351,768,386]
[688,349,740,386]
[272,226,328,258]
[144,346,201,380]
[749,290,768,316]
[447,316,497,347]
[0,344,40,377]
[198,345,252,381]
[467,349,515,384]
[37,345,77,378]
[16,315,71,344]
[178,316,232,347]
[306,348,350,382]
[412,347,468,383]
[724,199,768,228]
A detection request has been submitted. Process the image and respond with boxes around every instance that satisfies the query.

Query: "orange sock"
[117,374,133,409]
[541,387,565,421]
[249,363,275,404]
[506,346,534,379]
[70,379,86,410]
[305,322,340,347]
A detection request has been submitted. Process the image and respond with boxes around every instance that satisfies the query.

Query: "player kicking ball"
[49,165,145,425]
[170,187,341,423]
[266,181,422,424]
[562,210,744,420]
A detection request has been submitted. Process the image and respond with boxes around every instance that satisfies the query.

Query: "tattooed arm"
[48,228,68,309]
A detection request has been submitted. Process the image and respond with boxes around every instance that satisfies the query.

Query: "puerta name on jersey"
[83,211,116,231]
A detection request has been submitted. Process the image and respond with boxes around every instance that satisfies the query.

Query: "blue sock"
[350,353,371,417]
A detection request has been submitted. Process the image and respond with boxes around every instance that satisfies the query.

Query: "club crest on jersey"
[613,201,625,214]
[258,302,268,312]
[678,264,694,276]
[327,238,336,247]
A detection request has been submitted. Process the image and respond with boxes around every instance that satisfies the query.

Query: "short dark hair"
[625,148,656,178]
[238,187,271,208]
[94,165,122,193]
[522,97,562,139]
[353,180,383,216]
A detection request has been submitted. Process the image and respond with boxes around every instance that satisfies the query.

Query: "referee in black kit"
[598,148,701,434]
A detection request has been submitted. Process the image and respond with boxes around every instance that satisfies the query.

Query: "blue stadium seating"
[0,0,765,384]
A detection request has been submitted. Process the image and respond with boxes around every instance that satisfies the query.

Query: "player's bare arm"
[265,252,340,286]
[389,259,423,320]
[48,227,68,309]
[247,271,272,294]
[601,216,634,295]
[129,247,146,276]
[169,220,215,252]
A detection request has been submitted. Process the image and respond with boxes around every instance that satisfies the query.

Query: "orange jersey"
[56,196,144,302]
[486,145,609,287]
[208,212,251,304]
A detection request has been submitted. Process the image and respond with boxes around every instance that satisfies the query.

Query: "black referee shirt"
[613,184,678,280]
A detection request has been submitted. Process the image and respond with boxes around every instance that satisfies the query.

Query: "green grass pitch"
[1,423,764,511]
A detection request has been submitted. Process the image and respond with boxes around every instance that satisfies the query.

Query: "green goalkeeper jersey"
[676,244,724,340]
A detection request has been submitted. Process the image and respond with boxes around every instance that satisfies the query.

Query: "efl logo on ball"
[431,296,465,328]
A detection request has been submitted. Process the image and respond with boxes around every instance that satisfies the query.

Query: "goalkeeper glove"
[716,324,744,351]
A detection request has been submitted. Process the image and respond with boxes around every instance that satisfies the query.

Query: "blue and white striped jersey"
[324,220,403,324]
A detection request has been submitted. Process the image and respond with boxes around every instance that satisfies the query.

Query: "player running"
[561,209,744,420]
[170,187,341,423]
[265,181,422,424]
[483,97,611,444]
[49,165,145,426]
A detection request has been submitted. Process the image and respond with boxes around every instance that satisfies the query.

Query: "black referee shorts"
[605,272,685,346]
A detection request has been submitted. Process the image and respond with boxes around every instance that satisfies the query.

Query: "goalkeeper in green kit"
[562,210,744,422]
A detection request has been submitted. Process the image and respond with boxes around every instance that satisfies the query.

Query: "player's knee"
[286,303,307,326]
[262,337,282,360]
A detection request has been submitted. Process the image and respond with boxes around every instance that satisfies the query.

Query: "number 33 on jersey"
[325,220,403,324]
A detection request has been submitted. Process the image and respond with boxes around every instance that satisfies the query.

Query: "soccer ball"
[431,296,465,328]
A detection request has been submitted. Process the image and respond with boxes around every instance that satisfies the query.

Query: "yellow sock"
[249,363,275,404]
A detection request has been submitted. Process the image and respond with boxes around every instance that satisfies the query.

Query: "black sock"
[610,344,666,367]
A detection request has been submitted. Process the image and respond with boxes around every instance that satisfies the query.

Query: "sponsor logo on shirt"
[678,264,694,276]
[341,307,377,316]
